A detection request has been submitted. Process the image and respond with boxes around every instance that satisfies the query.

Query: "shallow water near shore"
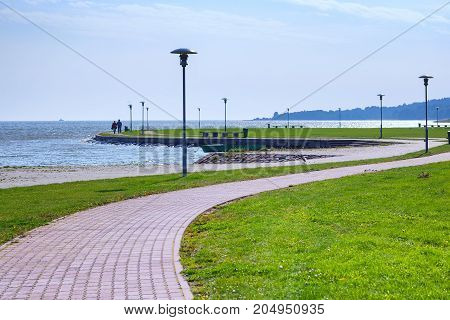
[0,120,424,167]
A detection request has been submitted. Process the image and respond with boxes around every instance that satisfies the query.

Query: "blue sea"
[0,120,423,167]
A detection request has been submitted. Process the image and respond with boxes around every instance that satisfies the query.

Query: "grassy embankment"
[0,144,448,246]
[181,161,450,299]
[118,127,450,139]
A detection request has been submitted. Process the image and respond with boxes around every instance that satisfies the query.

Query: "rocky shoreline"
[195,152,335,164]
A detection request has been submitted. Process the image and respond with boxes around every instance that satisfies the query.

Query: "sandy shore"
[0,139,446,189]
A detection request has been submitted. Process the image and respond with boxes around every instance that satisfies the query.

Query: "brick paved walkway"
[0,153,448,300]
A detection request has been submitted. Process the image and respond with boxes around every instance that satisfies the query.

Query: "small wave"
[82,137,94,143]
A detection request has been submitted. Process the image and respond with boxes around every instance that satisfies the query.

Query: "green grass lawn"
[119,127,450,139]
[0,144,448,246]
[180,162,450,299]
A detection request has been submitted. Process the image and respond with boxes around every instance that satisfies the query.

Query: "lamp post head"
[419,75,433,86]
[146,107,149,111]
[129,104,132,109]
[377,94,385,100]
[140,101,145,107]
[222,98,228,104]
[171,48,197,67]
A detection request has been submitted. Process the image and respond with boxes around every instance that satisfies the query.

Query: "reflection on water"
[0,120,422,167]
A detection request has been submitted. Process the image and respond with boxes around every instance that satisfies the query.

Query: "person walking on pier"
[117,119,122,133]
[111,121,117,134]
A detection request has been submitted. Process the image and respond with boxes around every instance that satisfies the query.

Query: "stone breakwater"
[195,153,335,164]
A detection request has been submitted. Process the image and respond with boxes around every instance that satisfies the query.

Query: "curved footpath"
[0,153,449,300]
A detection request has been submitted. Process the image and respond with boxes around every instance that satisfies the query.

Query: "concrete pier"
[94,134,388,149]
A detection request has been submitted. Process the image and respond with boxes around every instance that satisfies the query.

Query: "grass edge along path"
[116,127,450,139]
[180,162,450,299]
[0,144,448,245]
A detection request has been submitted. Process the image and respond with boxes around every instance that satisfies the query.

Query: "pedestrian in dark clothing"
[111,121,117,134]
[117,119,122,134]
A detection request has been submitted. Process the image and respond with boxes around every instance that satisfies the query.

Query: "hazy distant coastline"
[256,98,450,121]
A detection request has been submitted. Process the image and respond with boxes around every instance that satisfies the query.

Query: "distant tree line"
[255,98,450,121]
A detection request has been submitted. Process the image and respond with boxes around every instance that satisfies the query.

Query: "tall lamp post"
[287,108,290,128]
[419,75,433,153]
[436,107,439,127]
[197,107,201,130]
[140,101,145,135]
[222,98,228,132]
[146,107,149,130]
[129,104,133,131]
[171,48,197,177]
[377,94,385,139]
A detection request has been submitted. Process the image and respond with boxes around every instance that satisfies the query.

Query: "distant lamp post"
[129,104,133,131]
[338,108,342,128]
[146,107,149,130]
[197,107,201,130]
[171,48,198,177]
[377,94,385,139]
[436,107,439,127]
[140,101,145,135]
[222,98,228,132]
[419,75,433,153]
[287,108,290,128]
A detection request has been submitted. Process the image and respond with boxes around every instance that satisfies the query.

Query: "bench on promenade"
[201,129,248,139]
[221,132,241,138]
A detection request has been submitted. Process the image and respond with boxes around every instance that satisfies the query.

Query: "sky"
[0,0,449,121]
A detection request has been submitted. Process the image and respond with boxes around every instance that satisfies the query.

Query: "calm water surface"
[0,120,422,167]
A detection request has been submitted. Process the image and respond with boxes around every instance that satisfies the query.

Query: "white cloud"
[25,0,93,5]
[25,0,60,4]
[286,0,450,24]
[68,1,95,8]
[0,2,329,41]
